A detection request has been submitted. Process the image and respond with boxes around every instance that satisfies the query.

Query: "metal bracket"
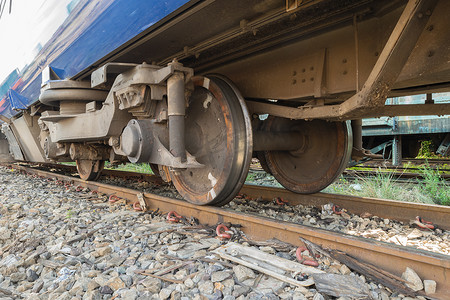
[149,136,203,169]
[41,66,66,87]
[91,63,139,88]
[91,62,194,89]
[286,0,301,12]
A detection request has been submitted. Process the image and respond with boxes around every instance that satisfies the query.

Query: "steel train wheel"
[264,118,352,194]
[150,164,160,177]
[76,160,105,181]
[170,75,252,206]
[256,151,272,175]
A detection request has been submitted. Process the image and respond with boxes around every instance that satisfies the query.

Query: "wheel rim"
[264,118,352,194]
[76,160,104,181]
[256,151,272,175]
[170,75,252,206]
[150,164,160,177]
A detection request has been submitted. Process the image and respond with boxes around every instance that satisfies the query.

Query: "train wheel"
[150,164,160,177]
[264,118,352,194]
[76,159,104,181]
[256,151,272,175]
[170,75,252,206]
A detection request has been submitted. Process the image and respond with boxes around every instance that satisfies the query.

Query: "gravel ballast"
[0,166,442,299]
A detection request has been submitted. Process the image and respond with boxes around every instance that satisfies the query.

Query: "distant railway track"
[343,158,450,182]
[355,158,450,170]
[250,157,450,182]
[2,162,449,298]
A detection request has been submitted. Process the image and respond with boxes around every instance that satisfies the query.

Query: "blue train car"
[1,0,450,205]
[0,0,190,118]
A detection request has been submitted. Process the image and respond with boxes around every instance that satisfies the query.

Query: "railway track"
[251,158,450,182]
[347,158,450,181]
[23,162,450,230]
[340,158,450,183]
[3,163,450,298]
[360,158,450,168]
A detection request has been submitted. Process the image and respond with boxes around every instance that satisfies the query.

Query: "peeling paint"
[208,172,217,187]
[208,188,216,200]
[203,93,213,109]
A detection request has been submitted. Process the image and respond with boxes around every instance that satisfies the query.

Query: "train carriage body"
[1,0,449,205]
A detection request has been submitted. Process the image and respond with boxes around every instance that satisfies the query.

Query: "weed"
[416,140,440,159]
[107,163,155,175]
[324,168,436,205]
[353,169,426,202]
[419,164,450,205]
[246,172,256,181]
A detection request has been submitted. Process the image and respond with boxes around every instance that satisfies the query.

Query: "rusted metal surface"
[75,160,104,181]
[252,131,303,152]
[6,0,450,210]
[4,0,450,193]
[28,162,450,230]
[97,0,450,105]
[246,101,450,120]
[167,70,187,161]
[262,118,352,194]
[240,185,450,231]
[242,0,449,120]
[69,144,110,161]
[360,157,450,168]
[6,164,450,298]
[169,75,253,206]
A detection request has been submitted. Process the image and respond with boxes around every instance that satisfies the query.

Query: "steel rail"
[16,162,450,230]
[240,184,450,231]
[104,168,450,231]
[4,163,449,298]
[351,165,450,172]
[362,158,450,166]
[350,158,450,173]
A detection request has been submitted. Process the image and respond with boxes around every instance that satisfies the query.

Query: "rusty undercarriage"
[2,0,450,205]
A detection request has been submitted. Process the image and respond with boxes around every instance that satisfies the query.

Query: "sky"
[0,0,73,83]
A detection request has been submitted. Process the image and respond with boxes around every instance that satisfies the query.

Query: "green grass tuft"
[324,168,439,205]
[418,164,450,205]
[106,163,155,175]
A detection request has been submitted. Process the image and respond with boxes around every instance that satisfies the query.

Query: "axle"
[253,131,304,152]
